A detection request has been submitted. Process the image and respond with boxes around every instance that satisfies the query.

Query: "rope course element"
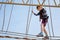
[1,4,6,31]
[5,0,14,32]
[58,0,60,6]
[37,0,40,4]
[0,3,2,10]
[25,0,32,35]
[26,0,33,35]
[1,0,11,32]
[0,0,3,10]
[0,0,60,40]
[48,0,54,37]
[53,0,57,6]
[0,36,32,39]
[0,36,58,39]
[0,30,60,38]
[0,30,37,36]
[42,0,45,5]
[0,2,60,7]
[25,6,31,35]
[22,0,25,4]
[25,1,33,40]
[6,5,14,32]
[26,0,29,4]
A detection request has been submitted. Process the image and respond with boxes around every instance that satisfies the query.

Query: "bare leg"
[44,27,48,36]
[41,23,48,36]
[42,23,49,39]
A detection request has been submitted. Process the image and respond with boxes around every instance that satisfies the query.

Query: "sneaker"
[37,34,43,37]
[37,33,43,37]
[44,36,49,39]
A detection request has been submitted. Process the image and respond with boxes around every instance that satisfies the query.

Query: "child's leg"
[42,19,49,39]
[41,23,48,35]
[42,19,48,36]
[42,23,49,39]
[44,27,48,36]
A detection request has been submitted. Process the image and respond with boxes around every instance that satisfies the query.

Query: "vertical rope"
[22,0,25,4]
[26,0,29,4]
[1,0,8,31]
[6,5,14,32]
[26,0,33,35]
[37,0,40,4]
[25,2,31,35]
[48,0,54,37]
[0,4,2,10]
[2,5,6,31]
[53,0,57,6]
[58,0,60,6]
[0,0,3,10]
[42,0,45,5]
[25,0,33,36]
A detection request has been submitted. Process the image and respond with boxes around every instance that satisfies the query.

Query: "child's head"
[36,5,43,11]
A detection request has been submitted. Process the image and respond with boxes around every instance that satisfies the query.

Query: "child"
[32,5,49,39]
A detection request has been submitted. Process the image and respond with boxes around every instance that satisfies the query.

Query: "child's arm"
[32,11,40,16]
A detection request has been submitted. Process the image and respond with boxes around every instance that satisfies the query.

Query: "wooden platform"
[0,35,60,40]
[0,31,60,40]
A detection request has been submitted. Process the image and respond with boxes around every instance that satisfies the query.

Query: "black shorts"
[42,18,48,26]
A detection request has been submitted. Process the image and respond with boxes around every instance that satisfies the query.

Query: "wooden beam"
[0,2,60,8]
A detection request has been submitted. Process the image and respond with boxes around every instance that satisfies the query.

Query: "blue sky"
[0,0,60,40]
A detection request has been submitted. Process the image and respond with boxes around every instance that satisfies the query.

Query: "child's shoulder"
[41,8,44,11]
[40,8,45,11]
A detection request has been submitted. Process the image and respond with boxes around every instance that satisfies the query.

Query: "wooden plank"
[0,2,60,7]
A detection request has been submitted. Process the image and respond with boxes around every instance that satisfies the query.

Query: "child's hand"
[32,11,34,14]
